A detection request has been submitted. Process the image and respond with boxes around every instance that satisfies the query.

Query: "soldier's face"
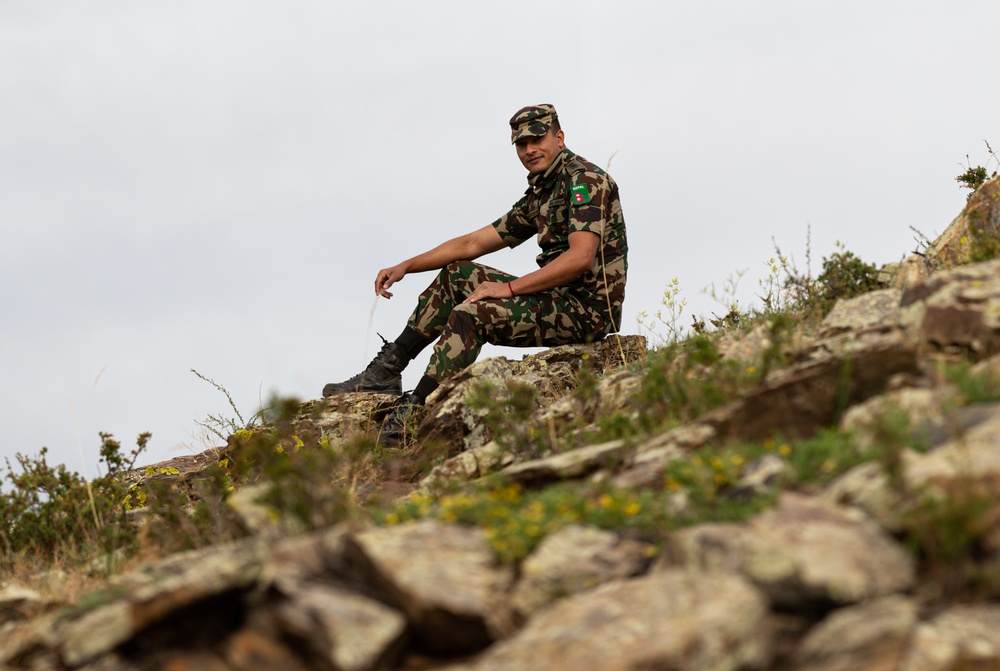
[515,128,565,174]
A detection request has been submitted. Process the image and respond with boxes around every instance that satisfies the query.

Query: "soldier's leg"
[406,261,517,341]
[380,290,607,445]
[424,290,602,383]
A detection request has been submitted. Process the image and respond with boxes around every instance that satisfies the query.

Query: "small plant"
[702,269,750,334]
[956,140,998,198]
[191,369,264,442]
[636,277,690,346]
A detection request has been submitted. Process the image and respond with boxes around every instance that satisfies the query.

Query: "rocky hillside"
[3,177,1000,670]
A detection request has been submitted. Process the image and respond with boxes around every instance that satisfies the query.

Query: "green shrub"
[956,140,998,198]
[0,433,146,569]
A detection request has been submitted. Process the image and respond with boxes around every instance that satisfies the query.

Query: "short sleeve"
[566,171,610,236]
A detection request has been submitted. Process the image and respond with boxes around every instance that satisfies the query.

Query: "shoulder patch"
[570,183,591,206]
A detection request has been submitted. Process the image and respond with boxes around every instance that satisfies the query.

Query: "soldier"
[323,104,628,444]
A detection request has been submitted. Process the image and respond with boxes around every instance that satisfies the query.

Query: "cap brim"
[510,126,550,144]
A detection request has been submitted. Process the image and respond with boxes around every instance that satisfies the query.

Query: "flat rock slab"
[900,256,1000,357]
[450,569,770,671]
[898,604,1000,670]
[510,524,655,618]
[790,595,918,671]
[667,492,914,608]
[347,520,514,654]
[272,578,408,671]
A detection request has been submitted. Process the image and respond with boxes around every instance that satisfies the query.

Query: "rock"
[451,569,770,671]
[898,604,1000,670]
[223,629,312,671]
[665,493,915,609]
[923,176,1000,271]
[510,524,655,618]
[346,520,514,655]
[819,288,903,337]
[611,422,716,489]
[790,595,918,671]
[495,439,629,488]
[598,334,647,373]
[228,482,305,537]
[271,578,408,671]
[419,357,523,455]
[418,440,516,492]
[838,385,956,453]
[703,328,920,442]
[0,585,51,626]
[900,257,1000,358]
[55,537,267,667]
[828,402,1000,535]
[536,367,643,435]
[419,339,645,456]
[886,254,933,290]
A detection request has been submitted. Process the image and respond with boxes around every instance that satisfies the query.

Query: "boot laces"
[364,333,395,373]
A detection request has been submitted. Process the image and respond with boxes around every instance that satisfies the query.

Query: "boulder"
[346,520,515,654]
[898,604,1000,670]
[790,595,918,671]
[900,257,1000,358]
[665,493,915,609]
[450,569,770,671]
[510,524,655,618]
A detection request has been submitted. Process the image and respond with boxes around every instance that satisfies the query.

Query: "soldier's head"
[509,104,565,175]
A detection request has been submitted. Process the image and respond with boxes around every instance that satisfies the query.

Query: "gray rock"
[790,595,917,671]
[510,524,655,618]
[495,439,629,487]
[452,569,770,671]
[900,257,1000,357]
[0,585,50,626]
[666,493,915,608]
[418,440,516,492]
[820,288,903,337]
[272,578,408,671]
[703,329,920,442]
[922,176,1000,271]
[898,604,1000,670]
[347,520,514,654]
[58,537,267,666]
[828,402,1000,533]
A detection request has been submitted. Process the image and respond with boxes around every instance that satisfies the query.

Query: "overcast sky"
[2,1,998,476]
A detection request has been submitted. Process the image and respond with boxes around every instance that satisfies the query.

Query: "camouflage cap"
[509,104,558,144]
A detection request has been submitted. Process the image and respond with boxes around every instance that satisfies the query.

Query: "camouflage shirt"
[492,149,629,331]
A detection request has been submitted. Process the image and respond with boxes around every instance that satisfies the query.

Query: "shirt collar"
[526,149,569,192]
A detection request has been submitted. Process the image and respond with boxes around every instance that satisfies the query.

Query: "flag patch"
[570,183,591,206]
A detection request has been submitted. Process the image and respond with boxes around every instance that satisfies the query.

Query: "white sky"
[2,1,998,476]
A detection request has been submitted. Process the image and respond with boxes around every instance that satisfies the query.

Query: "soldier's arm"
[375,224,505,298]
[463,230,599,303]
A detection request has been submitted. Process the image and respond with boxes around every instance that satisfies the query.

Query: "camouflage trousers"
[407,261,610,381]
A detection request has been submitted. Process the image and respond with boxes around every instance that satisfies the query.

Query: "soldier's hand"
[375,265,406,298]
[463,281,515,304]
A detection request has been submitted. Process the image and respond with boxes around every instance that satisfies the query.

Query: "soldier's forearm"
[510,234,599,295]
[398,225,504,275]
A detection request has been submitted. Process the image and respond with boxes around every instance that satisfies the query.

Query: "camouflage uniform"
[407,105,628,382]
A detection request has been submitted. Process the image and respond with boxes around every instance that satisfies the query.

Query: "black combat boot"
[379,391,423,446]
[322,336,407,397]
